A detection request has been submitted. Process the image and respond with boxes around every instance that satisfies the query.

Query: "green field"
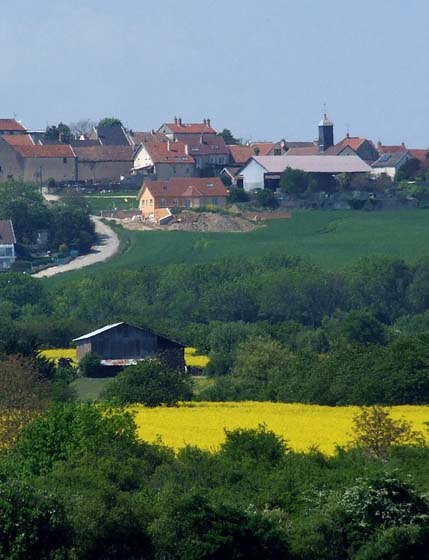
[45,210,429,286]
[107,210,429,268]
[84,195,138,214]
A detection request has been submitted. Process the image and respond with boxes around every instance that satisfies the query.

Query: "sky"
[1,0,428,146]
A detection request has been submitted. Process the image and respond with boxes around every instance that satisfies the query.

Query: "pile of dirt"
[166,211,258,232]
[121,211,259,233]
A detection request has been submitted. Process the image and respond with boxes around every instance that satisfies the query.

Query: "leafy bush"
[102,359,193,406]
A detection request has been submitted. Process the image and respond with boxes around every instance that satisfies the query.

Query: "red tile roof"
[378,143,407,154]
[0,119,26,132]
[2,134,34,146]
[228,143,274,164]
[139,177,228,199]
[165,122,216,134]
[11,144,75,158]
[185,134,229,156]
[73,145,133,162]
[144,141,195,164]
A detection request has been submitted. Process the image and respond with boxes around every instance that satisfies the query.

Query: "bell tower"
[318,113,334,152]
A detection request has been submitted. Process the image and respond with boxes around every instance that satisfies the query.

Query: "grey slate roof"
[372,152,409,168]
[0,220,16,245]
[251,155,372,174]
[96,126,130,146]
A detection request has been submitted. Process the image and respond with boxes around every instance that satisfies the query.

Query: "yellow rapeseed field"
[40,348,78,365]
[133,402,429,455]
[184,347,210,368]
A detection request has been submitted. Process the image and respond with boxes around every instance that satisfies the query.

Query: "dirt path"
[33,217,120,278]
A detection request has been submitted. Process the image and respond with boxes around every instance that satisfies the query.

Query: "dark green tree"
[102,359,192,406]
[279,167,309,193]
[45,122,71,142]
[395,158,421,182]
[255,189,279,209]
[98,117,123,127]
[218,128,240,145]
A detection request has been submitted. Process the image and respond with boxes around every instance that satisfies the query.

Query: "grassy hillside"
[45,210,429,287]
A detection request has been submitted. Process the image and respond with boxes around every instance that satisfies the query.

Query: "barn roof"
[73,322,124,341]
[73,321,185,347]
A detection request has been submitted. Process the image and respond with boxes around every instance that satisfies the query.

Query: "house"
[137,177,228,217]
[371,152,414,179]
[325,134,379,163]
[0,118,27,136]
[184,134,229,172]
[128,131,168,149]
[377,142,407,155]
[0,137,76,183]
[158,118,216,140]
[73,145,134,182]
[239,155,372,191]
[0,220,16,271]
[228,143,275,166]
[133,141,196,179]
[89,125,131,146]
[73,322,185,370]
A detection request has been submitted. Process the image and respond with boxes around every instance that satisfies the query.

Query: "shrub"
[102,359,193,406]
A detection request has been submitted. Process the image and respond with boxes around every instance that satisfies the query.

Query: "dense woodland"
[3,252,429,404]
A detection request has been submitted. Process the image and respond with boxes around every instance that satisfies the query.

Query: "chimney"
[401,142,406,147]
[167,140,171,151]
[185,144,190,155]
[174,116,178,124]
[207,118,211,128]
[203,119,207,125]
[151,129,155,134]
[178,118,182,126]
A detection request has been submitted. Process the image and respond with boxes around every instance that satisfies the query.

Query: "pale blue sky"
[1,0,428,146]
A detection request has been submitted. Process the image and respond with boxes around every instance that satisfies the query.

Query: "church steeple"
[318,113,334,151]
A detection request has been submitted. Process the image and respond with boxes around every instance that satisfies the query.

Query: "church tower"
[318,113,334,152]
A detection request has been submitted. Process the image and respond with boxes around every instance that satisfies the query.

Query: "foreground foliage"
[2,403,429,559]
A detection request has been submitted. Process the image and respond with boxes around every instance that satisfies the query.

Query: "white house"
[371,152,413,179]
[239,155,372,191]
[0,220,16,270]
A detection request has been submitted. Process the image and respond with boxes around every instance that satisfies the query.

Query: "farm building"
[73,322,185,370]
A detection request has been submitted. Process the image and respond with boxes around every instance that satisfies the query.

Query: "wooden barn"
[73,322,185,370]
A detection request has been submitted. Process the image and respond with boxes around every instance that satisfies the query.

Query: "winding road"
[33,190,120,278]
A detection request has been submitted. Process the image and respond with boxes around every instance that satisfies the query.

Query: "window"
[211,198,218,205]
[184,199,192,208]
[160,198,167,207]
[173,198,179,206]
[0,165,2,173]
[63,158,67,164]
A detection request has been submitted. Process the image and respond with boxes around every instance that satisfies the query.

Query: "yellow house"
[138,177,228,218]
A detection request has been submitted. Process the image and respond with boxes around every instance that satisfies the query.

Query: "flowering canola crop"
[133,402,429,455]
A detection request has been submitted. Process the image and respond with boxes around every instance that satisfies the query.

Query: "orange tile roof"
[228,143,274,164]
[286,146,320,156]
[11,144,75,158]
[139,177,228,199]
[144,141,195,164]
[166,122,216,134]
[0,119,26,132]
[2,134,34,146]
[378,143,407,154]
